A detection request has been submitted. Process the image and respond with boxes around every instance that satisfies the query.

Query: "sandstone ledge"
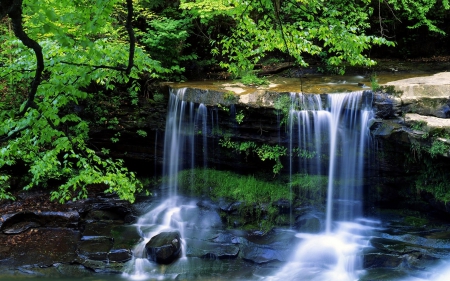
[385,72,450,118]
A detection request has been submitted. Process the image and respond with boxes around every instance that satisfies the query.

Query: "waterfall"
[123,88,206,280]
[125,88,377,280]
[272,91,375,281]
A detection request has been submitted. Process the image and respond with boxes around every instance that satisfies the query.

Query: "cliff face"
[89,73,450,215]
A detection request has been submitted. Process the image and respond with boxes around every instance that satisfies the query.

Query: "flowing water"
[267,92,375,280]
[121,88,450,281]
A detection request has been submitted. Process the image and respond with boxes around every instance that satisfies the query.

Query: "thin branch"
[0,69,35,79]
[0,122,33,142]
[4,0,44,115]
[60,61,126,72]
[125,0,135,75]
[238,0,253,24]
[383,0,402,23]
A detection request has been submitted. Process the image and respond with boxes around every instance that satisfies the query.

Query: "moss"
[404,216,428,227]
[166,168,328,231]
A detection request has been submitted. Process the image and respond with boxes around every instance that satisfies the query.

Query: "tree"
[180,0,449,75]
[0,0,159,202]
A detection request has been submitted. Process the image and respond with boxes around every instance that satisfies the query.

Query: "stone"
[0,228,80,267]
[385,72,450,118]
[363,252,403,268]
[108,249,132,262]
[238,231,299,264]
[2,221,40,234]
[77,236,114,261]
[185,238,239,259]
[145,231,181,264]
[405,113,450,134]
[295,213,323,233]
[0,211,80,234]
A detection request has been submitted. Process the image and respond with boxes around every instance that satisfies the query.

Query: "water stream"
[266,92,375,280]
[122,88,450,281]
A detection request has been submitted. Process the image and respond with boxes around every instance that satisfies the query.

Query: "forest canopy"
[0,0,449,202]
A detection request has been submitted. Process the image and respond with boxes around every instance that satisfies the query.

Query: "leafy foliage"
[181,0,394,75]
[239,71,269,86]
[140,16,197,80]
[219,137,287,174]
[404,131,450,203]
[385,0,450,34]
[415,158,450,203]
[0,0,156,202]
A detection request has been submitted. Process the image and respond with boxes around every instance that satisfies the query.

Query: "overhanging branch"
[4,0,44,115]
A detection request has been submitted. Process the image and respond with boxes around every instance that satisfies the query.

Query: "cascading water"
[123,88,211,280]
[270,91,376,281]
[121,87,450,281]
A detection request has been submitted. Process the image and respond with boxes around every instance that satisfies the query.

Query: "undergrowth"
[164,168,329,231]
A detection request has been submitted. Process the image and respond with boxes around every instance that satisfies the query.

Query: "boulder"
[385,72,450,118]
[184,238,239,259]
[145,231,181,264]
[70,197,135,223]
[295,213,323,233]
[237,230,299,264]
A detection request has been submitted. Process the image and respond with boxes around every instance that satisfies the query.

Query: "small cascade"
[272,91,375,280]
[124,88,210,279]
[196,103,209,169]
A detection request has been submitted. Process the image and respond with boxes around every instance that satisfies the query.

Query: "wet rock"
[211,232,237,244]
[219,200,242,213]
[0,228,80,267]
[145,231,182,264]
[238,231,299,264]
[71,197,135,223]
[295,213,323,233]
[185,238,239,259]
[79,259,124,273]
[240,241,288,264]
[364,226,450,271]
[38,211,80,228]
[81,222,141,249]
[52,263,94,278]
[372,92,402,119]
[0,211,80,234]
[363,251,404,268]
[197,199,219,211]
[85,209,123,221]
[77,236,114,261]
[273,199,290,214]
[2,221,40,234]
[108,249,132,262]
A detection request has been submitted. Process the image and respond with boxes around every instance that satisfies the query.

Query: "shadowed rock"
[185,238,239,259]
[145,231,181,264]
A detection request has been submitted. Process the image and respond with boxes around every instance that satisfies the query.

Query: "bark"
[125,0,135,75]
[2,0,44,115]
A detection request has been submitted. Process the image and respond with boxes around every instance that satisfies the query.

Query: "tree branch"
[60,61,126,71]
[125,0,135,75]
[3,0,44,115]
